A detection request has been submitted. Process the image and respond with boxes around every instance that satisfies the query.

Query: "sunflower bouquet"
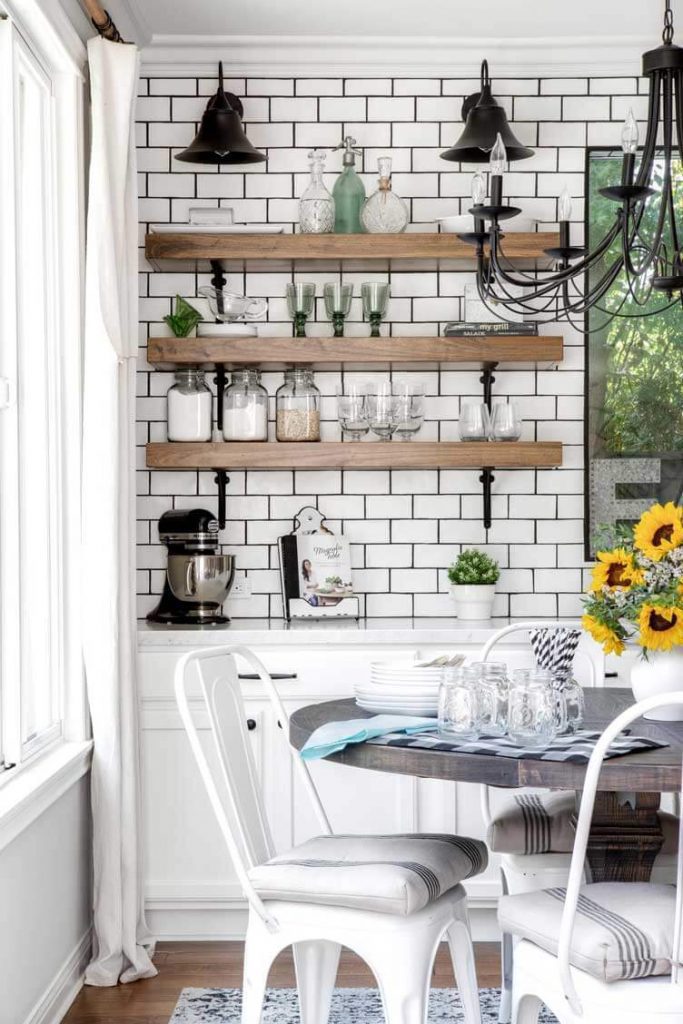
[582,501,683,657]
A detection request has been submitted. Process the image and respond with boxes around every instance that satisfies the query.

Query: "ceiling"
[111,0,662,46]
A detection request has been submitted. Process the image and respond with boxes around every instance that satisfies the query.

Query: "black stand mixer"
[147,509,235,626]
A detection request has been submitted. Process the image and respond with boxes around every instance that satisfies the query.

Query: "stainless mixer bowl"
[167,554,235,606]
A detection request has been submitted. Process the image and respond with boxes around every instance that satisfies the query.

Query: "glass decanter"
[299,149,335,234]
[360,157,409,234]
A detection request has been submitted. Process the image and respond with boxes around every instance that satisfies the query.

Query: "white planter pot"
[630,647,683,721]
[449,584,496,621]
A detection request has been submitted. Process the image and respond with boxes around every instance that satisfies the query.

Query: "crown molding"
[140,33,648,78]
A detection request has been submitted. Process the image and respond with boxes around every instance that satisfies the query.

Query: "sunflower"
[590,547,643,592]
[581,614,626,655]
[637,603,683,652]
[633,502,683,562]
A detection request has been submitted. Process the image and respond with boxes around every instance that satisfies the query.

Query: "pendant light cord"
[664,0,674,45]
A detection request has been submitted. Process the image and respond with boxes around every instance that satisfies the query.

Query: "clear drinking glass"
[366,384,399,441]
[324,283,353,337]
[361,282,390,337]
[491,400,522,441]
[507,677,557,748]
[336,384,369,441]
[469,662,509,737]
[459,402,491,441]
[553,674,585,734]
[438,667,481,741]
[286,282,316,337]
[392,383,425,441]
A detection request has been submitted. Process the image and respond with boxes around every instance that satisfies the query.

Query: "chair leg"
[498,869,512,1024]
[293,940,341,1024]
[366,940,434,1024]
[446,904,482,1024]
[242,925,275,1024]
[511,993,543,1024]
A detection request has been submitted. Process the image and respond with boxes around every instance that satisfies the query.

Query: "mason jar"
[167,368,213,442]
[469,661,509,737]
[223,368,268,441]
[275,368,321,442]
[438,667,481,742]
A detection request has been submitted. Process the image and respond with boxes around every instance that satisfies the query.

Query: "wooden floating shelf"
[148,334,563,368]
[146,441,562,471]
[145,231,559,266]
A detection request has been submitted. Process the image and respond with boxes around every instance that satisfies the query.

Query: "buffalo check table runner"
[366,728,667,762]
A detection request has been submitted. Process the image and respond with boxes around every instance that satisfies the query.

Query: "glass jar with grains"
[275,368,321,442]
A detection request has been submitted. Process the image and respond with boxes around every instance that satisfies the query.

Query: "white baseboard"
[24,930,91,1024]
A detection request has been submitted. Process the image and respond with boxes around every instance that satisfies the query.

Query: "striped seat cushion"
[498,882,676,982]
[487,791,680,856]
[248,833,488,916]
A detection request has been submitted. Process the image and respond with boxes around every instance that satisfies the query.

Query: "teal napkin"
[300,714,437,761]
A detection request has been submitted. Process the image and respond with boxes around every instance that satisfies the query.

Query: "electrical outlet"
[231,576,252,599]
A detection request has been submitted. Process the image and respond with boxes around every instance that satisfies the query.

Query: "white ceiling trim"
[140,34,649,78]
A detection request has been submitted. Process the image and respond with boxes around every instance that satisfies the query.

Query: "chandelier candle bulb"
[558,188,573,248]
[471,172,486,233]
[621,108,639,184]
[489,132,506,206]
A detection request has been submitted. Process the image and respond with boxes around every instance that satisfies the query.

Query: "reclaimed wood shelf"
[146,441,562,471]
[148,334,563,368]
[145,231,559,266]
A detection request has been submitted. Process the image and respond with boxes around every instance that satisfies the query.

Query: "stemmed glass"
[458,401,491,441]
[336,384,369,441]
[361,282,390,337]
[286,282,315,338]
[324,283,353,337]
[392,383,425,441]
[491,400,522,441]
[366,383,399,441]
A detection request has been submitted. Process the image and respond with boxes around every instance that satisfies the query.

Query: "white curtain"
[82,36,157,987]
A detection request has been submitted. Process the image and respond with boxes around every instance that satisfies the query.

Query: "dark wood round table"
[290,688,683,883]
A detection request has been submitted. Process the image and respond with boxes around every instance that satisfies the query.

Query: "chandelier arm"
[635,70,661,189]
[676,70,683,166]
[486,220,622,296]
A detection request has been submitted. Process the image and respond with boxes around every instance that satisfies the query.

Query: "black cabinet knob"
[246,718,257,731]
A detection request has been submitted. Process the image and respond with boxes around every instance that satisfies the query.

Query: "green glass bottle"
[332,136,366,234]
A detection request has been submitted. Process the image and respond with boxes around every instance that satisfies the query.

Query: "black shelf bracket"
[214,362,226,435]
[480,360,498,410]
[209,259,227,318]
[479,361,498,530]
[479,467,495,531]
[214,469,230,530]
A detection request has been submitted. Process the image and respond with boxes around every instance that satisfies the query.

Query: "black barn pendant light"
[441,60,534,163]
[175,62,266,165]
[458,0,683,326]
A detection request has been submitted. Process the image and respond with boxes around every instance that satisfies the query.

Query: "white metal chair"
[499,690,683,1024]
[479,621,606,1022]
[175,645,487,1024]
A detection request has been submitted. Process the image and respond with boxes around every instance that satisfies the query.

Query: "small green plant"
[164,295,203,337]
[447,549,500,586]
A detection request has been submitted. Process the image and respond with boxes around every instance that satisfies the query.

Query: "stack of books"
[443,321,539,337]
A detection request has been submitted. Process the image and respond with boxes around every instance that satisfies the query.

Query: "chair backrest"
[174,645,332,925]
[479,620,606,828]
[557,691,683,1014]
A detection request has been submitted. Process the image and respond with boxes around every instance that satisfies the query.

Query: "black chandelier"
[458,0,683,327]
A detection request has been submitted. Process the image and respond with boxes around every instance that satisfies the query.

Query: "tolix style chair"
[175,645,489,1024]
[498,690,683,1024]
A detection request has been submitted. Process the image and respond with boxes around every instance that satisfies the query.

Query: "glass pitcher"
[198,285,267,323]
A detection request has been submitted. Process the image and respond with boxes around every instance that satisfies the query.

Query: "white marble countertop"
[137,617,580,649]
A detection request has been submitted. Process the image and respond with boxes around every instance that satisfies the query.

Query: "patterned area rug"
[170,987,558,1023]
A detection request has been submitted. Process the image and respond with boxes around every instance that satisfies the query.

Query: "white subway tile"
[366,593,413,616]
[391,569,437,592]
[271,97,317,122]
[366,495,412,519]
[366,544,413,568]
[392,520,438,543]
[367,96,415,121]
[319,97,367,121]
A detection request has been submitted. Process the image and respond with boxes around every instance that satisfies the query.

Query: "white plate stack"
[354,659,446,717]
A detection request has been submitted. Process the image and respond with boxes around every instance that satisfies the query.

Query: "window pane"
[15,45,60,749]
[586,151,683,555]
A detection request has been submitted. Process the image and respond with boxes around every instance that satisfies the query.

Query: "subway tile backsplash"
[136,72,638,620]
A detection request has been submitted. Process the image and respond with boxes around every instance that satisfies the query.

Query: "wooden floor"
[63,941,501,1024]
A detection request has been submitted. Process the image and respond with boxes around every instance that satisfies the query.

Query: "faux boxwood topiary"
[447,549,500,586]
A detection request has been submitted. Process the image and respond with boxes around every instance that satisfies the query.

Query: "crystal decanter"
[360,156,409,233]
[299,149,335,234]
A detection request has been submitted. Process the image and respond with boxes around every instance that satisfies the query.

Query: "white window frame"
[0,1,88,786]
